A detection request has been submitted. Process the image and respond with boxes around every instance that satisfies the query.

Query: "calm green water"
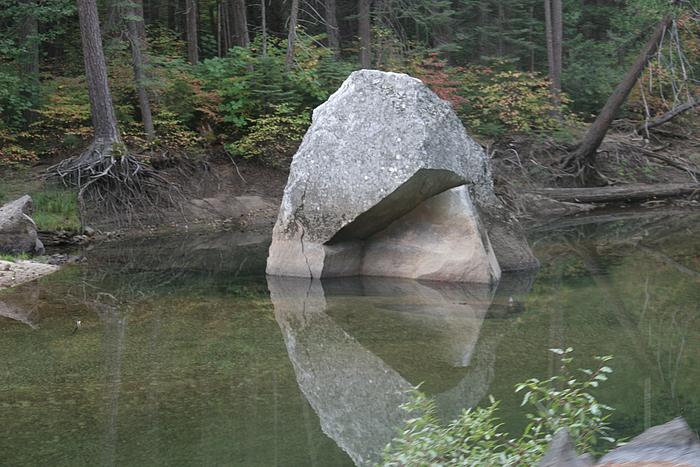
[1,210,699,466]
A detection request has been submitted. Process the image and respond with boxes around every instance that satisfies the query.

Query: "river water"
[1,210,699,466]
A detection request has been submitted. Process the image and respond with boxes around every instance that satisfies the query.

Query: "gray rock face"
[267,70,536,283]
[539,429,594,467]
[597,417,700,466]
[0,195,44,255]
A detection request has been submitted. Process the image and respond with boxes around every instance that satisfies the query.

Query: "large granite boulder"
[267,70,537,283]
[597,417,700,466]
[0,195,44,255]
[539,429,594,467]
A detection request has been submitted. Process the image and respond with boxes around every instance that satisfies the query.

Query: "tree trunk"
[544,0,562,108]
[358,0,371,68]
[77,0,121,143]
[285,0,300,71]
[104,0,120,35]
[133,0,147,40]
[51,0,170,222]
[478,1,488,58]
[217,1,223,56]
[569,14,673,173]
[496,2,505,56]
[221,0,231,53]
[125,0,155,140]
[325,0,340,55]
[168,0,177,31]
[231,0,249,47]
[18,0,39,122]
[552,0,563,92]
[185,0,199,64]
[261,0,267,56]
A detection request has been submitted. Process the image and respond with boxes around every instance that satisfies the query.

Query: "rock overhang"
[266,69,537,283]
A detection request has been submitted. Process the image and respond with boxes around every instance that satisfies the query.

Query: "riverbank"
[1,128,698,253]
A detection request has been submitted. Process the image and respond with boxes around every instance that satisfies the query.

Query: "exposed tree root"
[47,138,179,226]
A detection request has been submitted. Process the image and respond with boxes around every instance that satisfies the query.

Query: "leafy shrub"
[459,64,574,137]
[414,55,574,138]
[33,77,92,155]
[199,34,347,132]
[0,68,33,129]
[0,128,38,167]
[228,104,310,169]
[381,348,616,466]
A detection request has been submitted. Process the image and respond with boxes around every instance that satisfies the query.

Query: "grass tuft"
[32,188,81,232]
[0,252,30,262]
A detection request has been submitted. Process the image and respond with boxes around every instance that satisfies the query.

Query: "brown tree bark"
[261,0,267,56]
[568,14,673,174]
[285,0,300,71]
[358,0,371,68]
[18,0,39,122]
[231,0,250,47]
[185,0,199,64]
[496,2,505,56]
[125,0,155,140]
[552,0,563,91]
[77,0,121,143]
[544,0,562,108]
[133,0,147,40]
[220,0,231,53]
[325,0,340,55]
[104,0,120,35]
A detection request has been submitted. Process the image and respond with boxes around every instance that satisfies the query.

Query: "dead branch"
[637,96,700,133]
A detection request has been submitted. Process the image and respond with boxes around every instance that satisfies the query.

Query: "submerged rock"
[267,70,536,283]
[0,195,44,255]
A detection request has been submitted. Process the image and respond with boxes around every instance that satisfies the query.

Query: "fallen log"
[523,183,700,204]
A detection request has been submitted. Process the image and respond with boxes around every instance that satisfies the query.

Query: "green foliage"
[0,127,38,168]
[32,77,92,155]
[31,187,81,232]
[0,68,33,129]
[381,348,616,466]
[2,0,698,169]
[515,348,616,455]
[416,55,576,137]
[199,34,348,132]
[0,252,30,262]
[228,104,310,169]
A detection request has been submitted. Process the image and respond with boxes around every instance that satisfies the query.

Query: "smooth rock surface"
[597,417,700,466]
[0,195,44,255]
[267,70,537,283]
[362,186,500,283]
[0,260,59,290]
[539,429,594,467]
